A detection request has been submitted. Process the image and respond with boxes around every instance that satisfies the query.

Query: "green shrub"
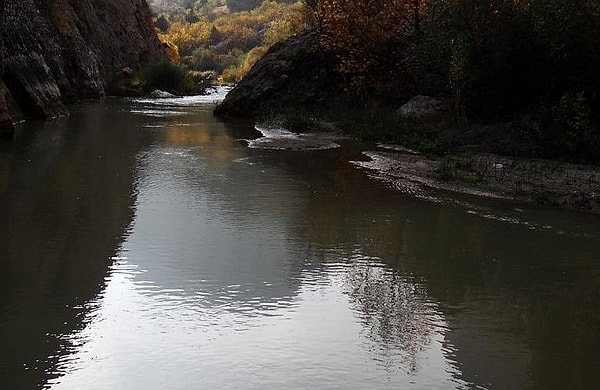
[548,91,598,161]
[141,61,187,93]
[190,48,220,71]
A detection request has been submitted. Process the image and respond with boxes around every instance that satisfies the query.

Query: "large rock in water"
[0,0,166,122]
[214,30,341,117]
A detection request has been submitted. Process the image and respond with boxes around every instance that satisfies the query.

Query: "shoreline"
[355,147,600,213]
[246,128,600,214]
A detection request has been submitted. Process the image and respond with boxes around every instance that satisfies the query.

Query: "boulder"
[214,30,341,117]
[150,90,177,98]
[122,67,134,77]
[397,96,449,119]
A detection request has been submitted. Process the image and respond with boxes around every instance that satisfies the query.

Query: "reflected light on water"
[47,253,465,390]
[43,98,465,388]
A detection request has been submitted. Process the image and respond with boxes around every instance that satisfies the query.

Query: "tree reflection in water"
[343,254,434,374]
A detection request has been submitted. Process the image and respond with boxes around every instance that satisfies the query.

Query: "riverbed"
[0,88,599,389]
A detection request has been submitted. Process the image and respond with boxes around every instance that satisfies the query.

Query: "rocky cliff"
[0,0,166,128]
[0,0,11,135]
[214,30,341,117]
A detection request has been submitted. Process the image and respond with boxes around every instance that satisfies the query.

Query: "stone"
[397,96,449,119]
[122,67,134,76]
[150,90,177,98]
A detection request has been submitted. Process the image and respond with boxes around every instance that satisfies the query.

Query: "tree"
[155,14,171,32]
[309,0,428,99]
[185,8,200,23]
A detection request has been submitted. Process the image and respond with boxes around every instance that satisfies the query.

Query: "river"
[1,89,599,389]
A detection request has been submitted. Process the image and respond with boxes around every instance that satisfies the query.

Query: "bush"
[548,92,598,161]
[142,61,187,93]
[190,48,220,71]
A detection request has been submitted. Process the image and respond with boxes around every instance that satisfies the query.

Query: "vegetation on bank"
[298,0,600,162]
[257,100,598,164]
[244,0,598,163]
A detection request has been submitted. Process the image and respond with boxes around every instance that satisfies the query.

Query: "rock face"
[0,0,13,135]
[0,0,166,124]
[214,30,341,117]
[0,83,12,136]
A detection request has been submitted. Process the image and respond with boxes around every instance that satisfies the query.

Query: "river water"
[1,89,599,389]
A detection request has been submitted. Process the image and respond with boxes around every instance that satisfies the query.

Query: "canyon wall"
[0,0,166,130]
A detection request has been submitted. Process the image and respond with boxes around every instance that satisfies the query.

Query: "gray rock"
[150,90,177,98]
[397,96,449,119]
[122,67,134,76]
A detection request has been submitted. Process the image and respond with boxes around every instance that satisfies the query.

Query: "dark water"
[1,90,599,389]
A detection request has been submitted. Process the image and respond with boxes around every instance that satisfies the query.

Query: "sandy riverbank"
[354,146,600,213]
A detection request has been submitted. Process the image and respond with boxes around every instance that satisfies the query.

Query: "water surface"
[1,89,599,389]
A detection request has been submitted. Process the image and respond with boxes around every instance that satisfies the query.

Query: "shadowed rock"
[214,30,341,118]
[397,96,450,119]
[0,86,12,136]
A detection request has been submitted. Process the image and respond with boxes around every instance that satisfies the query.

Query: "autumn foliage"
[155,1,308,81]
[310,0,599,111]
[311,0,427,96]
[305,0,600,159]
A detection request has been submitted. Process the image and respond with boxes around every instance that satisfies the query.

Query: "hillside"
[152,0,307,83]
